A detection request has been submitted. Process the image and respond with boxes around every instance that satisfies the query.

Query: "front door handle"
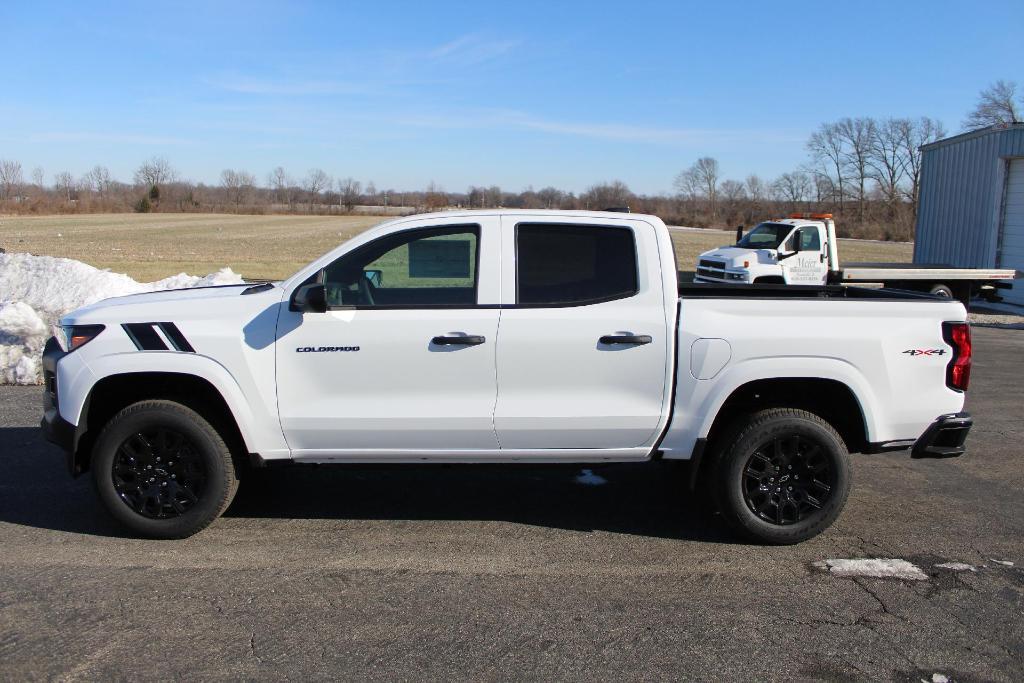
[599,334,652,345]
[432,335,486,346]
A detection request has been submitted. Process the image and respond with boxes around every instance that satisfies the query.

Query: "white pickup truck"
[694,213,1016,304]
[41,210,975,544]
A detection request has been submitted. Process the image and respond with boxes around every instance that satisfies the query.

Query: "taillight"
[942,322,971,392]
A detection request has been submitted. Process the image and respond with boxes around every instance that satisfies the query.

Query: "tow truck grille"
[696,259,727,281]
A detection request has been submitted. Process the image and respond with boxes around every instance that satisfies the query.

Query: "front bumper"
[39,336,83,475]
[911,412,972,459]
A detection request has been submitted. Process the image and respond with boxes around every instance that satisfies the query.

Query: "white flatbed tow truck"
[694,213,1017,305]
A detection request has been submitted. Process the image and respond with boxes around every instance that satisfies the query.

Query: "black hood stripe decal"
[122,322,194,352]
[157,322,195,352]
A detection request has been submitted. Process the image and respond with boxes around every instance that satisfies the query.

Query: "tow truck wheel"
[712,408,851,544]
[929,284,953,298]
[91,400,239,539]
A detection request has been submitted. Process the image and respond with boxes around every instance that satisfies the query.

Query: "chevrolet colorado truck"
[41,210,974,543]
[694,213,1016,305]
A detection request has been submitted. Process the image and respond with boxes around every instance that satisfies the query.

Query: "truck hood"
[61,283,278,325]
[698,246,775,268]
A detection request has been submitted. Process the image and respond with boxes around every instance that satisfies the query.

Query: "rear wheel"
[929,283,953,298]
[712,408,851,544]
[91,400,239,539]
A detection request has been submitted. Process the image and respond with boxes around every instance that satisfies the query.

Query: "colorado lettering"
[296,346,360,353]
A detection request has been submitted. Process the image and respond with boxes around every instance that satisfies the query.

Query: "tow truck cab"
[694,214,839,286]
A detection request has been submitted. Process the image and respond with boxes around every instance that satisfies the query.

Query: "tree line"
[0,80,1019,242]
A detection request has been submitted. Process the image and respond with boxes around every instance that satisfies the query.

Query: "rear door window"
[516,224,638,306]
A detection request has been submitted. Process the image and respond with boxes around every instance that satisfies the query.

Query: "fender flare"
[695,357,879,443]
[79,352,276,455]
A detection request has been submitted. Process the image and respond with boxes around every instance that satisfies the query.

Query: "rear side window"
[516,224,638,306]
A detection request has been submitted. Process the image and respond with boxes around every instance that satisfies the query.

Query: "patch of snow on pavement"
[813,558,928,581]
[574,469,608,486]
[0,252,242,385]
[935,562,976,572]
[990,559,1014,566]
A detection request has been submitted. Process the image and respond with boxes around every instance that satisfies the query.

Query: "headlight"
[725,271,748,281]
[61,325,105,352]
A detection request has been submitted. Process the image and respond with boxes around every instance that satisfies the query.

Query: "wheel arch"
[72,371,254,475]
[703,377,870,456]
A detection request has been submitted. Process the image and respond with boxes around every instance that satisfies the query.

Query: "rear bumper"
[911,412,972,459]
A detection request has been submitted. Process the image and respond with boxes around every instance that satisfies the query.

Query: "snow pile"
[934,562,976,572]
[813,558,928,581]
[0,252,242,385]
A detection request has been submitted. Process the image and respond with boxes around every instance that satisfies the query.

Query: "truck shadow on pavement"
[1,426,736,543]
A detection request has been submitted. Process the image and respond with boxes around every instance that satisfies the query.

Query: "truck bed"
[678,280,937,301]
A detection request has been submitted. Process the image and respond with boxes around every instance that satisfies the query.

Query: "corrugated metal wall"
[914,126,1024,267]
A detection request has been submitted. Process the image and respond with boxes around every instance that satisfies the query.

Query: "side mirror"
[795,229,813,252]
[290,283,328,313]
[735,225,744,244]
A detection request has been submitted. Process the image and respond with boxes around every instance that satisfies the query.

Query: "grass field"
[0,213,915,282]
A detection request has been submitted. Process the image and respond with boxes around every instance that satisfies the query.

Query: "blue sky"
[2,1,1021,194]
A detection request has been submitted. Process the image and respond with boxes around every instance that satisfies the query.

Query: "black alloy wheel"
[91,400,239,538]
[112,427,208,519]
[741,435,834,525]
[712,407,851,544]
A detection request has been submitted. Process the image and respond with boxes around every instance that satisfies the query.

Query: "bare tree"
[303,168,332,210]
[536,186,564,209]
[221,169,256,208]
[82,165,113,198]
[772,171,812,211]
[484,185,503,207]
[31,167,44,190]
[581,180,632,209]
[674,167,700,201]
[267,166,291,205]
[337,177,361,211]
[807,122,846,210]
[0,159,24,200]
[744,175,766,204]
[962,80,1021,131]
[836,117,876,221]
[898,117,945,217]
[54,171,75,201]
[133,156,176,189]
[719,179,746,204]
[691,157,720,217]
[868,118,908,206]
[424,181,447,210]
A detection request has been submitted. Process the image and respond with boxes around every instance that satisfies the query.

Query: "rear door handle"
[599,334,652,345]
[432,335,486,346]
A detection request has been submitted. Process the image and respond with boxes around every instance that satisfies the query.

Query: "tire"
[711,408,851,545]
[929,284,953,298]
[91,400,239,539]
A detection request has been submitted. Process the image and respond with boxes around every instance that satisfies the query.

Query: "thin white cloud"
[207,77,368,96]
[428,33,519,65]
[29,131,193,146]
[395,109,799,146]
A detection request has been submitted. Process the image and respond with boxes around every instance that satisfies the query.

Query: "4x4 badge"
[902,349,945,356]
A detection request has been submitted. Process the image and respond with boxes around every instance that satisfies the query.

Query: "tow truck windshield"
[737,223,793,250]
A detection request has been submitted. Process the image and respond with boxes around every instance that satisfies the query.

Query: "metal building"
[914,123,1024,306]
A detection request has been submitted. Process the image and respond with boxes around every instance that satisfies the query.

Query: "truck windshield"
[737,223,793,249]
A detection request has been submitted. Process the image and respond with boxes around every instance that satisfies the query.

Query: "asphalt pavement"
[1,326,1022,681]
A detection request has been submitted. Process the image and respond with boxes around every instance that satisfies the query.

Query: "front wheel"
[712,408,851,544]
[91,400,239,539]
